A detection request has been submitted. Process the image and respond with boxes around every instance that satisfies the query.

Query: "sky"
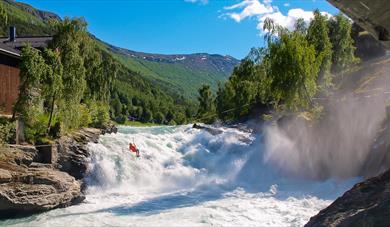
[18,0,339,59]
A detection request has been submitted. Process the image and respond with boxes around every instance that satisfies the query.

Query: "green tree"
[50,18,87,105]
[42,49,63,132]
[13,45,47,121]
[328,14,358,75]
[216,82,234,120]
[265,21,320,110]
[141,109,153,123]
[155,112,165,124]
[294,18,307,35]
[307,10,333,88]
[111,93,122,118]
[0,3,7,25]
[197,84,216,123]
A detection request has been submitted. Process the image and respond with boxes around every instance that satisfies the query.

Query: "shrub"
[88,102,110,128]
[0,119,15,145]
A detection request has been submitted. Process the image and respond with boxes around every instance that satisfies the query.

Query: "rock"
[0,147,84,218]
[0,126,117,218]
[101,123,118,135]
[55,128,101,180]
[305,168,390,227]
[0,169,12,183]
[192,123,223,135]
[362,106,390,177]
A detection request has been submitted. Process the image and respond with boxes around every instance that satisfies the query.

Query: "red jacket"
[129,144,137,153]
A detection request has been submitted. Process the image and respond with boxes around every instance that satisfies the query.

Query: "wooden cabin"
[0,27,52,116]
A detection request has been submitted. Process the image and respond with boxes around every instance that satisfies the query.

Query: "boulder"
[305,168,390,227]
[0,147,84,218]
[55,128,101,180]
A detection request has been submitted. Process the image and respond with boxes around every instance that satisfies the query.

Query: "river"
[1,125,359,226]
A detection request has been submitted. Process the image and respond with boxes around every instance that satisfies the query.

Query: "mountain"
[0,0,56,36]
[1,0,239,99]
[99,40,240,99]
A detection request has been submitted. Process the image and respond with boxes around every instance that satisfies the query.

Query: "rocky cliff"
[0,126,116,218]
[305,168,390,227]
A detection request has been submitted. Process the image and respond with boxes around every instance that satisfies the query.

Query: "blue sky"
[18,0,339,59]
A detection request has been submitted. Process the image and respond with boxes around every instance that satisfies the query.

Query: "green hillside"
[110,52,231,98]
[1,0,239,100]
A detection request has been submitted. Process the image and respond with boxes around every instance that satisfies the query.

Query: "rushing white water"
[2,125,360,226]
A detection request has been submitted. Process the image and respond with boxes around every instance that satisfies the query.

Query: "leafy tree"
[13,45,47,121]
[0,3,7,25]
[197,85,216,122]
[266,29,319,110]
[229,59,258,118]
[307,10,333,88]
[328,14,358,75]
[294,18,307,35]
[155,112,165,124]
[50,17,87,105]
[110,93,122,118]
[216,82,234,120]
[141,109,153,123]
[42,48,63,132]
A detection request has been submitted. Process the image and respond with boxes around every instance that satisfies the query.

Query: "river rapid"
[1,125,359,226]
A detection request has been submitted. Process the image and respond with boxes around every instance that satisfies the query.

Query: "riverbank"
[0,126,117,219]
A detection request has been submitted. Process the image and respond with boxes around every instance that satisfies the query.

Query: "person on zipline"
[129,142,140,157]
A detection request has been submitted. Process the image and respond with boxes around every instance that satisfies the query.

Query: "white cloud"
[185,0,209,5]
[223,0,331,33]
[283,2,290,7]
[223,0,273,22]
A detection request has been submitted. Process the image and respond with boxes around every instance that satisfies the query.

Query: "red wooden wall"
[0,62,20,115]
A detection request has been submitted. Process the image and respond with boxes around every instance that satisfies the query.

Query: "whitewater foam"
[0,125,359,226]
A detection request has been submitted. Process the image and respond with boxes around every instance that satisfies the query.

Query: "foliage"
[197,85,216,123]
[0,119,15,145]
[13,45,47,123]
[307,10,333,89]
[328,14,359,75]
[88,101,110,128]
[0,3,7,25]
[50,18,87,105]
[13,18,121,142]
[266,26,320,110]
[215,11,359,122]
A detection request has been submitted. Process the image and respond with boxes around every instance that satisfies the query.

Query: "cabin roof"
[0,36,53,51]
[0,42,20,58]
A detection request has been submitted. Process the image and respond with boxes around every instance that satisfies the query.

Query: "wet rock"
[305,168,390,227]
[101,123,118,135]
[192,123,223,135]
[55,128,101,180]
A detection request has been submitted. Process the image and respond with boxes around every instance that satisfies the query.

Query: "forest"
[197,10,359,123]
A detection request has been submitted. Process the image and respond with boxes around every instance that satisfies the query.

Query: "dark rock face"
[305,169,390,227]
[55,128,101,180]
[101,124,118,135]
[0,147,84,218]
[362,105,390,177]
